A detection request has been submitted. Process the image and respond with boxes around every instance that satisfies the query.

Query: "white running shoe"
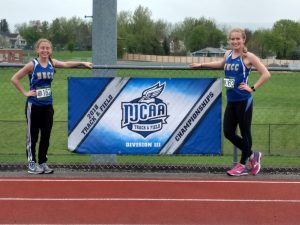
[40,163,54,174]
[28,162,44,174]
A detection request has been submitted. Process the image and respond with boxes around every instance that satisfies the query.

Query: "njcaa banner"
[68,77,222,154]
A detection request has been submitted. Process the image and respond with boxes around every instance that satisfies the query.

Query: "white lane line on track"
[0,179,300,184]
[0,197,300,203]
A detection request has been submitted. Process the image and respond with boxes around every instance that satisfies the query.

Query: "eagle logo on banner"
[121,82,169,138]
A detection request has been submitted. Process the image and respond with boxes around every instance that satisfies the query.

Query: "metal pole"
[233,145,238,165]
[92,0,117,77]
[90,0,117,164]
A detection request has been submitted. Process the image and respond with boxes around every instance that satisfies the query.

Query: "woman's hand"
[24,90,36,97]
[189,63,202,68]
[82,62,93,69]
[239,82,253,92]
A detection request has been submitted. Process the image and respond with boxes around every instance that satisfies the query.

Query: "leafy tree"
[16,17,91,51]
[16,21,44,49]
[169,24,186,55]
[130,5,156,54]
[244,29,252,45]
[49,18,69,50]
[117,11,133,57]
[171,17,226,53]
[247,29,274,58]
[270,19,300,59]
[13,6,300,60]
[75,20,92,50]
[117,6,168,55]
[162,37,170,55]
[0,19,10,35]
[67,42,75,52]
[186,25,208,52]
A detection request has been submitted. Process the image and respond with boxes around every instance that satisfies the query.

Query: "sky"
[1,0,300,32]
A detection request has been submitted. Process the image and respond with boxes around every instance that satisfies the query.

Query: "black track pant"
[25,102,54,164]
[223,97,253,165]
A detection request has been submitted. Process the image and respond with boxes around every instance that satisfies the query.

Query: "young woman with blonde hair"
[11,38,92,174]
[190,28,271,176]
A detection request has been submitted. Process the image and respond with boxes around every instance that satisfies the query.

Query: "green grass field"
[1,53,300,167]
[24,50,92,62]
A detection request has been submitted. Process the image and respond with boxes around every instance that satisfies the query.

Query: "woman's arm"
[189,51,229,69]
[11,62,36,97]
[240,52,271,92]
[249,53,271,89]
[52,59,92,68]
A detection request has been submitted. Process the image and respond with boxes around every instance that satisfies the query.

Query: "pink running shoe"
[227,163,248,176]
[249,152,262,175]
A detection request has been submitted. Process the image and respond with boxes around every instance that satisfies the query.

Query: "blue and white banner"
[68,77,222,154]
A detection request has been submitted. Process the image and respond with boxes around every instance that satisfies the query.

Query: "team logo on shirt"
[121,82,169,138]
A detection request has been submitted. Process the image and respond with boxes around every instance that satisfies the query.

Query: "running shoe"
[40,163,54,174]
[28,162,44,174]
[227,163,248,176]
[249,151,262,175]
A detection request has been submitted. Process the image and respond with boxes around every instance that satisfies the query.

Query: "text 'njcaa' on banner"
[68,77,222,155]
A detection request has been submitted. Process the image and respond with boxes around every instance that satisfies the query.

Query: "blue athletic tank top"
[28,58,55,106]
[224,51,252,102]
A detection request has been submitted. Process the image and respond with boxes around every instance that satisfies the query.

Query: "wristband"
[251,86,256,92]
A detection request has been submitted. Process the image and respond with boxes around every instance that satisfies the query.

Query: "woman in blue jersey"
[190,28,270,176]
[11,39,92,174]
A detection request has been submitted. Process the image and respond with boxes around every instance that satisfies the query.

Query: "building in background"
[0,48,23,63]
[191,47,226,57]
[6,33,27,49]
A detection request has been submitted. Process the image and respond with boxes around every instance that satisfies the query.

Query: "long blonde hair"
[228,28,248,57]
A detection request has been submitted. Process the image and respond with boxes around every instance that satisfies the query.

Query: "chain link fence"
[0,63,299,173]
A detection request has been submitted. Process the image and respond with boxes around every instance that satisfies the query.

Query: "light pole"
[92,0,117,76]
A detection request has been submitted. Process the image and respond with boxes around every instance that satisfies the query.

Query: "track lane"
[0,178,300,224]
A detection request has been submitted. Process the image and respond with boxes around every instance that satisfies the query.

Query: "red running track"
[0,178,300,225]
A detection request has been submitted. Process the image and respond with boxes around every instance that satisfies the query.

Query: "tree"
[130,5,157,54]
[75,20,92,50]
[186,25,208,52]
[247,29,274,58]
[16,21,44,49]
[117,11,133,57]
[162,37,170,55]
[67,42,75,52]
[169,24,187,55]
[244,29,252,45]
[49,18,69,50]
[117,6,168,55]
[0,19,10,35]
[270,19,300,59]
[177,17,226,52]
[16,17,91,51]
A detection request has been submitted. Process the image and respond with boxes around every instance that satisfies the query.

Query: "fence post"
[268,124,271,155]
[233,145,238,165]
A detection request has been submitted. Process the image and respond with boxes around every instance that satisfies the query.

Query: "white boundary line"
[0,179,300,184]
[0,197,299,203]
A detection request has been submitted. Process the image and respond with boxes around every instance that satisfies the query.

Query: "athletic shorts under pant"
[25,102,54,164]
[223,98,253,165]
